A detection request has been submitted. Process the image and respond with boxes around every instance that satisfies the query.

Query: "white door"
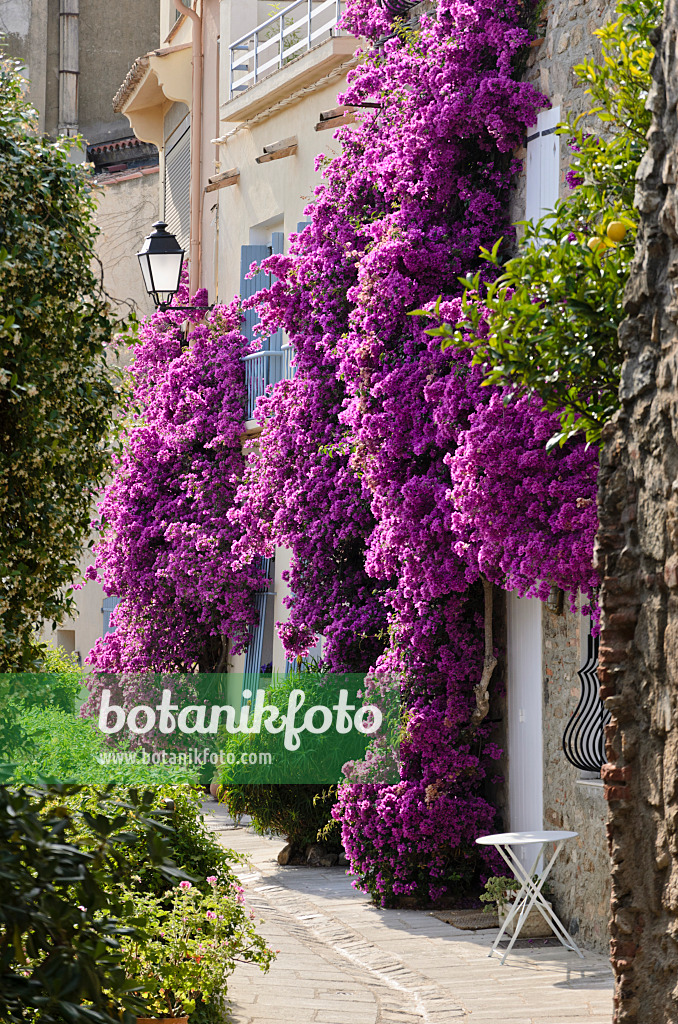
[507,592,544,869]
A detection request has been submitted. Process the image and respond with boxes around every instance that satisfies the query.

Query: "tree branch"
[470,577,498,731]
[214,635,228,675]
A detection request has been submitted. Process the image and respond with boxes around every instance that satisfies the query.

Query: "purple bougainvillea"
[235,0,598,904]
[89,0,600,905]
[85,283,264,676]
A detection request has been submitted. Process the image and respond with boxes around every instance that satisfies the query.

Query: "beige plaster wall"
[41,553,106,668]
[93,168,160,320]
[213,75,353,303]
[542,603,610,952]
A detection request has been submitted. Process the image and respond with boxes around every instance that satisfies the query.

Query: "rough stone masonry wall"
[509,0,619,228]
[596,0,678,1019]
[542,603,611,952]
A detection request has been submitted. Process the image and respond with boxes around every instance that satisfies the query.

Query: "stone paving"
[203,803,613,1024]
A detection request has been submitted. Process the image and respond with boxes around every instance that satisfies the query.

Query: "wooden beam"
[204,167,239,192]
[315,113,356,132]
[256,145,297,163]
[256,136,298,164]
[318,104,358,121]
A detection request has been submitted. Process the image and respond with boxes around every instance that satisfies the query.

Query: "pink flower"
[205,910,217,920]
[206,875,217,885]
[179,880,192,890]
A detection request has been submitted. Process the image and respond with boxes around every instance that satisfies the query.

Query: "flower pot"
[137,1017,188,1024]
[498,900,553,938]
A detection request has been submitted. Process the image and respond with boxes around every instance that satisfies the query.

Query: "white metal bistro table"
[476,830,584,964]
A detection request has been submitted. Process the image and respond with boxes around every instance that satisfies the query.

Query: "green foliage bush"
[216,671,348,854]
[0,645,86,760]
[58,785,242,896]
[219,783,339,854]
[0,784,181,1024]
[431,0,660,445]
[7,704,198,787]
[0,57,123,670]
[215,670,371,785]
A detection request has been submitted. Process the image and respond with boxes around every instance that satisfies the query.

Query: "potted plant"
[119,876,274,1021]
[479,875,553,937]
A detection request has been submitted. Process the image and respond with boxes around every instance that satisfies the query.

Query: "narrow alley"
[204,803,614,1024]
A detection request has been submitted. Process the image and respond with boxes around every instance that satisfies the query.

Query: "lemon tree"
[427,0,661,446]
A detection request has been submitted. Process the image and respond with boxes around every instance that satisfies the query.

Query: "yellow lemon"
[587,237,606,253]
[606,221,627,243]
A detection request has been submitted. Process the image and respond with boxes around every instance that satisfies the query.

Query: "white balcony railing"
[243,343,296,420]
[229,0,344,100]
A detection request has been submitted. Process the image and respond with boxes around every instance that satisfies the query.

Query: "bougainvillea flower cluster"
[88,0,601,905]
[233,0,598,904]
[85,282,264,677]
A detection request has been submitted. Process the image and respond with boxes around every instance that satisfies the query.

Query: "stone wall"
[542,602,611,952]
[596,0,678,1018]
[509,0,619,231]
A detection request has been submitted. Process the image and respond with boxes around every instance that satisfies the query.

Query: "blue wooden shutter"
[269,232,285,352]
[242,557,272,702]
[239,244,270,344]
[102,596,120,636]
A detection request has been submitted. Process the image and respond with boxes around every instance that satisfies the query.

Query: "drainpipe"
[58,0,79,137]
[173,0,203,296]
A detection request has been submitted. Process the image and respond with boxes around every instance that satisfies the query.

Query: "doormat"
[432,909,498,930]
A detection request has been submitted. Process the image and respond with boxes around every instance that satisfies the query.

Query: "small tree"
[430,0,659,446]
[0,57,121,671]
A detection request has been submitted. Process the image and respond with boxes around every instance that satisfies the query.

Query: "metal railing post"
[279,12,284,68]
[253,29,258,85]
[229,44,233,99]
[335,0,341,31]
[307,0,312,50]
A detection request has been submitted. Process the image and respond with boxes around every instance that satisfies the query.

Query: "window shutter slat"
[164,118,191,252]
[239,244,271,343]
[269,233,285,351]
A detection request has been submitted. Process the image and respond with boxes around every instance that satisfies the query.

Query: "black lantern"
[378,0,419,15]
[136,221,185,309]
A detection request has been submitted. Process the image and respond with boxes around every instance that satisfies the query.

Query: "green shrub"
[0,784,180,1024]
[0,57,123,671]
[7,704,198,787]
[219,783,339,855]
[58,784,243,896]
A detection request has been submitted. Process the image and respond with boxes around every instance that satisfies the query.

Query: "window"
[102,596,120,637]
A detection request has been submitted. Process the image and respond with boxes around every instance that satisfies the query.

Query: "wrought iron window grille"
[562,632,610,774]
[242,556,274,703]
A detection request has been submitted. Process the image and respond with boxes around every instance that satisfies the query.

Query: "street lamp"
[136,221,185,310]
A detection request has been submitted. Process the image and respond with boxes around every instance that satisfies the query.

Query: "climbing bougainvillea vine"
[85,284,265,678]
[237,0,600,905]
